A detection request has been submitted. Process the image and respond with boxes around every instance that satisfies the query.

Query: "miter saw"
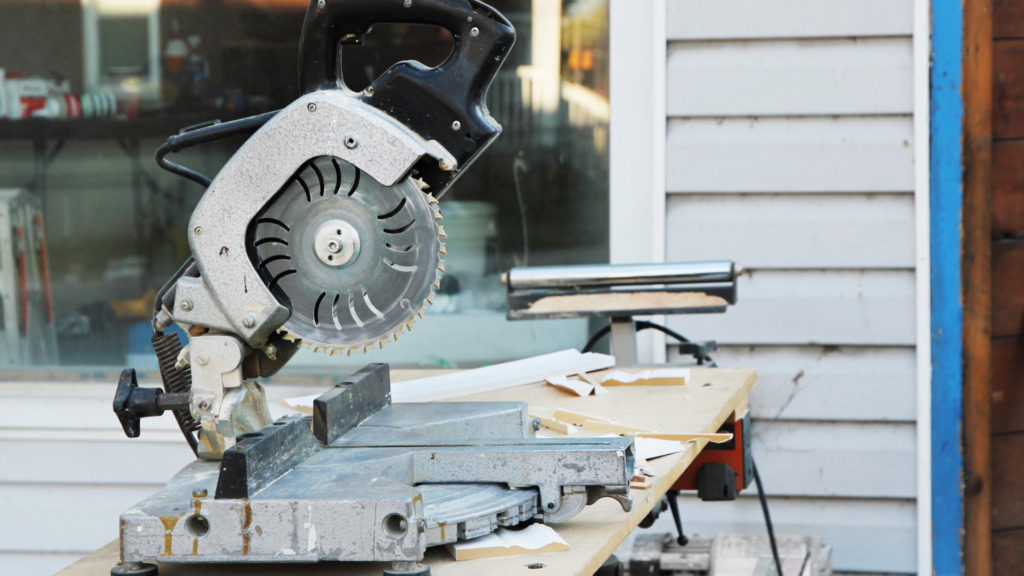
[107,1,634,575]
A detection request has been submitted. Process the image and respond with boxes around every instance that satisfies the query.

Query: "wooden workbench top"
[56,367,756,576]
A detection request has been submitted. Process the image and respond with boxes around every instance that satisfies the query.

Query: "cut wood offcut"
[544,374,609,397]
[445,524,570,561]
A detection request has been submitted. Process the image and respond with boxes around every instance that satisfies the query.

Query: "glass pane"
[0,0,609,373]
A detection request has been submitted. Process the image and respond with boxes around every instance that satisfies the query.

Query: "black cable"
[753,459,784,576]
[156,143,212,187]
[581,325,610,353]
[154,110,279,188]
[581,319,715,366]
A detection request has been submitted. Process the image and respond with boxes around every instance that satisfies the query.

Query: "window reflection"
[0,0,608,370]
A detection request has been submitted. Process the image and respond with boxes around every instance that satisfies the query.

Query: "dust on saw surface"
[55,368,756,576]
[525,291,728,313]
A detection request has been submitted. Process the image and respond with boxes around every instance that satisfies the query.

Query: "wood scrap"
[552,409,616,427]
[545,375,594,397]
[445,524,570,561]
[638,432,733,443]
[530,413,579,435]
[600,369,690,387]
[581,420,657,435]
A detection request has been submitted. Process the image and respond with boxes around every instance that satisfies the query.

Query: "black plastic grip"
[297,0,516,195]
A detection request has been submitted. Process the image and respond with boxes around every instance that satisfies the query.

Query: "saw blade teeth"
[437,260,445,273]
[432,207,443,221]
[426,292,434,305]
[282,332,298,342]
[417,307,425,319]
[427,193,438,204]
[433,273,442,290]
[437,225,447,238]
[439,242,447,255]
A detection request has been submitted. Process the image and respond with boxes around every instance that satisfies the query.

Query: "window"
[0,0,609,372]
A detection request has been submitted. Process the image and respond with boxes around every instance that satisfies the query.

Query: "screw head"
[439,158,453,171]
[195,353,209,366]
[180,299,193,311]
[403,0,411,6]
[263,344,277,357]
[198,399,210,411]
[364,86,374,96]
[451,120,461,130]
[344,135,359,149]
[193,227,202,236]
[307,103,317,112]
[470,27,479,37]
[243,314,257,328]
[192,488,208,498]
[317,0,325,6]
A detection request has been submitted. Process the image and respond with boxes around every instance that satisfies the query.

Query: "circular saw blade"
[249,156,445,354]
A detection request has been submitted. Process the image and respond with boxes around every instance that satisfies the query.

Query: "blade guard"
[298,0,516,197]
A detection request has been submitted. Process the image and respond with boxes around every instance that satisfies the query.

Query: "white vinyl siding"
[661,1,919,572]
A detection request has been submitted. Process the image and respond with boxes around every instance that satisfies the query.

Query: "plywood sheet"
[55,368,757,576]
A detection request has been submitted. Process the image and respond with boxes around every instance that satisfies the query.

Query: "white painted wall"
[648,0,922,573]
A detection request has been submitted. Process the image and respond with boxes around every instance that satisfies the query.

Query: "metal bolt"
[307,103,317,113]
[403,0,411,6]
[193,227,202,236]
[317,0,325,6]
[451,120,461,130]
[364,86,374,96]
[263,344,277,357]
[327,239,341,253]
[198,400,210,411]
[196,353,209,366]
[439,158,453,171]
[470,27,479,37]
[531,417,541,431]
[192,488,208,498]
[180,299,193,311]
[345,135,359,149]
[243,314,257,328]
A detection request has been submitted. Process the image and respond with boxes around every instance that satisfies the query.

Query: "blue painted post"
[931,0,965,574]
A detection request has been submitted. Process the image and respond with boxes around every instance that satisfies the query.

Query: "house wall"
[655,1,920,572]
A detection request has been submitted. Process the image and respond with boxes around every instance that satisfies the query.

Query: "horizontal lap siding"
[667,116,915,193]
[669,345,916,422]
[666,193,916,268]
[667,0,913,40]
[667,270,916,346]
[643,495,917,573]
[668,39,913,116]
[665,4,918,572]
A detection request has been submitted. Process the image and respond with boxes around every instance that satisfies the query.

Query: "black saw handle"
[298,0,516,196]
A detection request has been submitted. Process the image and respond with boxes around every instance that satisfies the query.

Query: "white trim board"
[912,0,932,572]
[609,0,667,363]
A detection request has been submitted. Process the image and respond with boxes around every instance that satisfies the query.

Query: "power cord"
[753,459,784,576]
[595,321,781,573]
[581,320,717,366]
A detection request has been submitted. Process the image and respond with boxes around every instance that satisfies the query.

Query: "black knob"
[113,368,188,438]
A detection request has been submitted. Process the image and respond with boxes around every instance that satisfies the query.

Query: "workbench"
[55,367,756,576]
